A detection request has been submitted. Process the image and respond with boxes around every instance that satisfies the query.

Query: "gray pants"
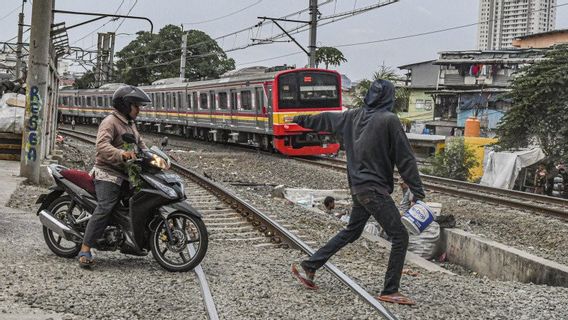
[82,180,123,247]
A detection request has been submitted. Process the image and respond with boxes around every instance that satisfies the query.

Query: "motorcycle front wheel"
[150,211,208,272]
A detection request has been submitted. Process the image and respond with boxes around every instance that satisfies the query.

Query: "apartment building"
[478,0,556,50]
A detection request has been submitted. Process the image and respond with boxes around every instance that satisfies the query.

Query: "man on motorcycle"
[78,85,151,268]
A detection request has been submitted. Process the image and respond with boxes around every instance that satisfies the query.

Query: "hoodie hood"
[363,79,395,112]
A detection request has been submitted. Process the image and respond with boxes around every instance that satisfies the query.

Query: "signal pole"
[180,33,188,80]
[308,0,318,68]
[20,0,53,183]
[15,0,26,79]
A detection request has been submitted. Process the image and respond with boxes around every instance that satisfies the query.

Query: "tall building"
[477,0,557,50]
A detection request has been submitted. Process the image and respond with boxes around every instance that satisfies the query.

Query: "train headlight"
[284,116,294,123]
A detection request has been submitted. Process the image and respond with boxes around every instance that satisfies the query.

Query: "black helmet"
[112,85,151,118]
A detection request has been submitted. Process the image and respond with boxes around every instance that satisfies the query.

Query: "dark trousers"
[301,191,409,295]
[82,180,122,247]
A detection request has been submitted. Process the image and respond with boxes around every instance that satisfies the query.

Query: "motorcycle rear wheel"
[42,196,81,258]
[150,211,208,272]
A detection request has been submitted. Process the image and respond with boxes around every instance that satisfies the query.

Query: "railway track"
[58,128,398,320]
[295,156,568,221]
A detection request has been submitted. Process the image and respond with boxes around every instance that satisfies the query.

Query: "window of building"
[424,100,433,111]
[200,93,208,109]
[415,99,425,109]
[240,90,252,110]
[218,92,228,109]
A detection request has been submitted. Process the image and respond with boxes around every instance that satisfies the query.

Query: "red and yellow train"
[58,67,341,156]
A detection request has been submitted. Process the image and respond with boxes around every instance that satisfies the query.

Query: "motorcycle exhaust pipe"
[39,210,83,242]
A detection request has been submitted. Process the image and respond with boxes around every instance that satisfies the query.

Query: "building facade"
[397,60,440,122]
[512,28,568,47]
[431,49,545,135]
[477,0,557,50]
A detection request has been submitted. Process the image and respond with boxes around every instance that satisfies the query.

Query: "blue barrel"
[401,200,435,235]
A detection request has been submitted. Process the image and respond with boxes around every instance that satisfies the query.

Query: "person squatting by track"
[290,79,425,305]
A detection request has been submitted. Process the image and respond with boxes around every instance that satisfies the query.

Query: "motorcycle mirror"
[160,136,168,149]
[122,133,136,144]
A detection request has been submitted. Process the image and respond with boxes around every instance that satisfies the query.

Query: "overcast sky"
[2,0,567,81]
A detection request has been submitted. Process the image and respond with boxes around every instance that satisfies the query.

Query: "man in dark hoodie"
[290,79,424,305]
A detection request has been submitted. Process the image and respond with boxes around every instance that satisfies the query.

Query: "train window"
[278,71,339,109]
[86,96,93,107]
[161,93,166,109]
[267,86,272,107]
[199,93,208,109]
[192,92,198,109]
[177,92,183,110]
[230,90,238,110]
[74,97,79,106]
[81,96,86,107]
[254,87,264,111]
[97,96,103,107]
[209,91,216,110]
[241,90,252,111]
[218,92,228,109]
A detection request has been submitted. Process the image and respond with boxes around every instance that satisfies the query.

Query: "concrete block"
[442,228,568,287]
[39,164,55,187]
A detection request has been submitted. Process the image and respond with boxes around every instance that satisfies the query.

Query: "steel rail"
[298,156,568,221]
[59,128,398,320]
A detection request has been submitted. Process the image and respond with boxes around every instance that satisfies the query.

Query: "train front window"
[278,71,339,109]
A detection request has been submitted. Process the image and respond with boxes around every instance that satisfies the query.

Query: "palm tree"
[352,65,409,114]
[315,47,348,69]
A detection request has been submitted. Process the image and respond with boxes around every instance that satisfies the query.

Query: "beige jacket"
[94,111,147,180]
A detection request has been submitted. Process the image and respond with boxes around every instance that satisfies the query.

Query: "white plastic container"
[401,200,435,235]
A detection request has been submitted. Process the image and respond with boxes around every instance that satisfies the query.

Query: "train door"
[230,89,238,127]
[254,86,265,130]
[209,90,216,125]
[191,91,198,124]
[265,84,273,130]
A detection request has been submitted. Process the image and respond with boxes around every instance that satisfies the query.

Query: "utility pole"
[180,33,187,80]
[15,0,26,80]
[308,0,318,68]
[21,0,53,183]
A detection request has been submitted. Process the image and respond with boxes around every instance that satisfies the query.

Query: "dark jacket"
[293,79,425,200]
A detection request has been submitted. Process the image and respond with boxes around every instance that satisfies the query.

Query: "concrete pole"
[15,8,24,80]
[308,0,318,68]
[180,33,188,80]
[20,0,53,183]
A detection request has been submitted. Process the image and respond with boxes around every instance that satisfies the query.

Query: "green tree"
[115,25,235,85]
[496,44,568,164]
[74,70,96,89]
[430,137,478,181]
[352,65,409,113]
[315,46,347,69]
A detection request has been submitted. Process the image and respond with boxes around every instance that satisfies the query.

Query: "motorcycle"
[36,134,208,272]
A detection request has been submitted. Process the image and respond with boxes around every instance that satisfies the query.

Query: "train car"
[58,67,342,156]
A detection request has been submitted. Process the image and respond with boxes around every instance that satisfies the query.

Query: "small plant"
[430,138,478,181]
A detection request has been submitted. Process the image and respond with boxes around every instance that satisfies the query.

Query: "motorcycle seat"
[60,169,96,195]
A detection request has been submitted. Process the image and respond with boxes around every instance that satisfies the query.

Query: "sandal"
[291,264,319,290]
[78,251,94,269]
[377,293,416,305]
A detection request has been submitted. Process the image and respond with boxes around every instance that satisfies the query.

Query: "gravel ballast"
[19,125,567,319]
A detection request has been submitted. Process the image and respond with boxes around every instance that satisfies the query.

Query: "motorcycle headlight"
[150,154,170,170]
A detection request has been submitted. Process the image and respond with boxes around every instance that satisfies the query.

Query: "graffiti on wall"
[25,85,41,162]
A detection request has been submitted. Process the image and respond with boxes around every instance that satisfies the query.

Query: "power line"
[113,0,138,33]
[183,0,263,25]
[234,1,568,67]
[331,2,568,49]
[0,4,20,22]
[71,0,126,45]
